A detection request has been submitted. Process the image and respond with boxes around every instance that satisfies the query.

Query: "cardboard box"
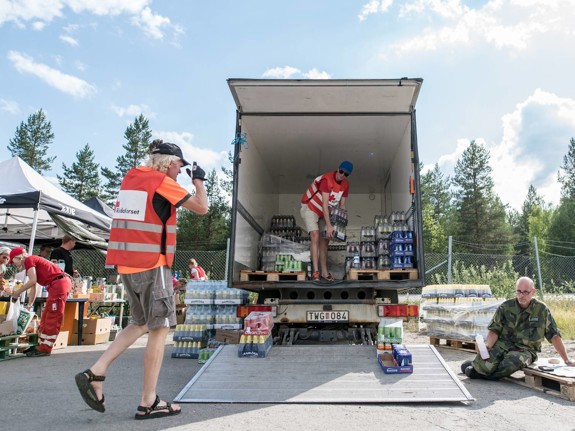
[72,317,112,335]
[377,351,413,374]
[52,330,69,350]
[70,332,110,345]
[0,319,14,336]
[215,329,242,344]
[176,304,187,325]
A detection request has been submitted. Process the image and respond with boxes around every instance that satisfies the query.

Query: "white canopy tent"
[0,157,112,252]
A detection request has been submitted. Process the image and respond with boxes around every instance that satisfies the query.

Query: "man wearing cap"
[75,139,208,420]
[301,161,352,281]
[8,247,72,356]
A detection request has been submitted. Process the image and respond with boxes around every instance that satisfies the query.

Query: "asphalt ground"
[1,331,575,431]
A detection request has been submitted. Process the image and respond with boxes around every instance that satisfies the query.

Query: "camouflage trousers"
[472,339,536,380]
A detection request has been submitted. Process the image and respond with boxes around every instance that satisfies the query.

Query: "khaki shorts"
[121,266,176,330]
[300,204,325,234]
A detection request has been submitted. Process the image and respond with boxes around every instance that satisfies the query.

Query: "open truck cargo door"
[226,78,425,340]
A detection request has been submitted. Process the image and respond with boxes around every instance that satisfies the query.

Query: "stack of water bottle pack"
[238,311,274,358]
[172,323,208,359]
[184,280,249,330]
[322,207,348,242]
[420,284,503,341]
[344,212,417,273]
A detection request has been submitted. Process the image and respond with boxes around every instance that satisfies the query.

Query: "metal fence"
[8,238,575,295]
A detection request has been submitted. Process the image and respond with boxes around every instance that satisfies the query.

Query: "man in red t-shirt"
[300,161,352,281]
[9,247,71,356]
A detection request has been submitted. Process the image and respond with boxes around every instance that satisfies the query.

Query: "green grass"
[544,296,575,340]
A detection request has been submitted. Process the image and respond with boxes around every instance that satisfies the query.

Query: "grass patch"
[543,296,575,340]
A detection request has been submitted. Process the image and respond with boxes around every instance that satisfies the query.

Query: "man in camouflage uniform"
[462,276,575,380]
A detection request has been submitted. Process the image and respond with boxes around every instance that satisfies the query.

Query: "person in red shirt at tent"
[8,247,71,357]
[74,140,208,420]
[300,161,352,281]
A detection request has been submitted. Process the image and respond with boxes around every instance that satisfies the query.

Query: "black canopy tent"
[0,157,112,251]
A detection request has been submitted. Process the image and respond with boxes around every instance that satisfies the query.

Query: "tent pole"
[28,209,40,254]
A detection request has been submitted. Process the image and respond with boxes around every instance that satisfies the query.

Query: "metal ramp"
[175,344,474,403]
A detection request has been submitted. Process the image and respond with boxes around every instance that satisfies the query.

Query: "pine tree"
[514,185,545,255]
[177,163,232,250]
[7,109,56,174]
[452,140,513,251]
[420,163,453,252]
[101,114,152,205]
[57,144,102,201]
[558,137,575,199]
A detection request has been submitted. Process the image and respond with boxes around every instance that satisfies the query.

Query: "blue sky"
[1,0,574,210]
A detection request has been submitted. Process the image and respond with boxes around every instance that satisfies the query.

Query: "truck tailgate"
[175,344,474,403]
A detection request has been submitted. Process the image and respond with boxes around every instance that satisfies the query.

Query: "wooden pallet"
[0,333,38,361]
[240,270,306,282]
[507,367,575,401]
[347,268,419,281]
[429,336,477,353]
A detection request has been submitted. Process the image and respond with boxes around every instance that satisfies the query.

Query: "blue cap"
[339,161,353,175]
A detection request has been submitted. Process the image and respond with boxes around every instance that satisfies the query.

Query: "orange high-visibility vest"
[301,172,348,217]
[106,168,177,268]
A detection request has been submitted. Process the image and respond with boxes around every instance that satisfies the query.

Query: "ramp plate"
[175,344,474,403]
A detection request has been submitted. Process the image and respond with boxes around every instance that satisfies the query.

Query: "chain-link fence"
[8,238,575,296]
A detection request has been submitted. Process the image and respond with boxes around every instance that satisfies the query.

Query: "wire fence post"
[447,235,453,284]
[534,236,544,293]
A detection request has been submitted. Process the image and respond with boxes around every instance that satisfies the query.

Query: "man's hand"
[186,162,206,181]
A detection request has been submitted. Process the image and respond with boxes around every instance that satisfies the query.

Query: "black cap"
[151,142,190,166]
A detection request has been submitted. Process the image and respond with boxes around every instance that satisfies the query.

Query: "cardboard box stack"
[71,317,111,345]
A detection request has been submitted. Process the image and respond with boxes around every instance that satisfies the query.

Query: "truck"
[226,78,425,345]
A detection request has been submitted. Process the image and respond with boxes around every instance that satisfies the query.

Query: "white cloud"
[263,66,301,79]
[8,50,96,98]
[0,99,20,114]
[436,90,575,210]
[263,66,332,79]
[490,89,575,209]
[303,69,332,79]
[111,103,156,119]
[59,34,79,46]
[358,0,393,21]
[0,0,64,26]
[75,60,86,71]
[0,0,176,39]
[65,0,149,16]
[130,6,171,40]
[390,0,575,55]
[32,21,47,30]
[153,130,229,180]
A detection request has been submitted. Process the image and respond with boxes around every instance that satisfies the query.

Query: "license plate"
[306,310,349,323]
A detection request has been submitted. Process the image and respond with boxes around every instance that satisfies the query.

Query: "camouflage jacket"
[488,298,561,354]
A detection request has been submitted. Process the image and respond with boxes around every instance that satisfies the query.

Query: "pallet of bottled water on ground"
[421,284,503,352]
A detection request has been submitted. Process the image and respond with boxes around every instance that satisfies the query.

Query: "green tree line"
[421,137,575,259]
[6,109,231,249]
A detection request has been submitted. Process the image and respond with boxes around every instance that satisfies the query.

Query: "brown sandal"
[135,395,181,420]
[75,369,105,413]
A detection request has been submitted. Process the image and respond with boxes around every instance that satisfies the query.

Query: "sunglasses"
[516,290,533,296]
[338,169,350,177]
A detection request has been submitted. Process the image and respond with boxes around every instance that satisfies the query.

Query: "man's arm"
[550,335,575,365]
[485,329,499,350]
[181,178,208,215]
[339,196,347,211]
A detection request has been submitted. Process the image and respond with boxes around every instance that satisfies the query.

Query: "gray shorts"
[121,266,176,330]
[300,203,326,234]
